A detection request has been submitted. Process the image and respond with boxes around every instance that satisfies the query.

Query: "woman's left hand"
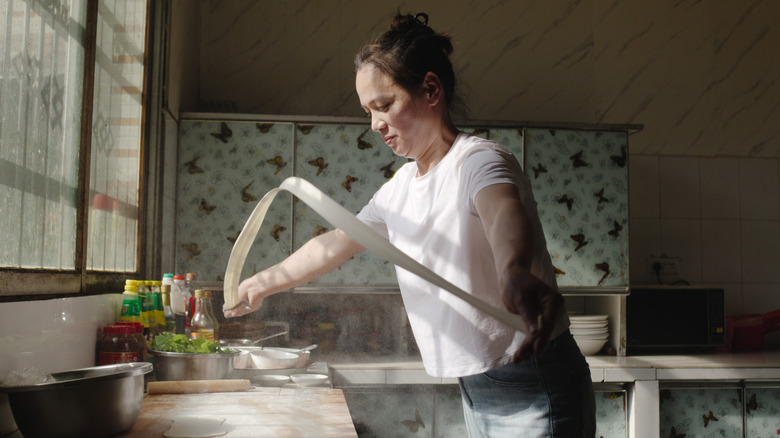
[501,271,564,362]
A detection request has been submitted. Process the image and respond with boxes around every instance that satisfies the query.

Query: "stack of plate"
[569,314,609,355]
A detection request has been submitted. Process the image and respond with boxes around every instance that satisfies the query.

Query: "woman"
[225,12,596,437]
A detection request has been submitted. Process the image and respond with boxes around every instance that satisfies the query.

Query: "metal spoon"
[251,330,289,345]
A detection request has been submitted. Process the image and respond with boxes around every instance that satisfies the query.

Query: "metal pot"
[149,349,240,381]
[0,362,152,438]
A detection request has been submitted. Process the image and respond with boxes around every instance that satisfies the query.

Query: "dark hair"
[355,12,457,111]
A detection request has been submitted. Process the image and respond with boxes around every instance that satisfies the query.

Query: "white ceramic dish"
[250,349,299,369]
[569,315,608,322]
[253,374,290,387]
[290,373,328,387]
[570,327,609,336]
[234,347,311,369]
[573,333,609,340]
[569,321,608,328]
[574,338,607,355]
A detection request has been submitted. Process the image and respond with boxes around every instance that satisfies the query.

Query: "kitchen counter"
[120,387,357,437]
[329,350,780,385]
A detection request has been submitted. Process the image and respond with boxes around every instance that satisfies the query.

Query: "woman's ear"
[422,72,443,106]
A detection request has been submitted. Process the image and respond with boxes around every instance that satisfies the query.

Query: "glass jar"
[116,321,148,361]
[190,289,218,341]
[98,324,142,365]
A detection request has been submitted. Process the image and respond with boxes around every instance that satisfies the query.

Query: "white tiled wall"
[0,294,122,376]
[629,155,780,346]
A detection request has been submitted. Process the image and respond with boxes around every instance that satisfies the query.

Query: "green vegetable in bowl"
[151,332,231,354]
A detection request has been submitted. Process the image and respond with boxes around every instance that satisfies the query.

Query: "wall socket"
[647,256,681,275]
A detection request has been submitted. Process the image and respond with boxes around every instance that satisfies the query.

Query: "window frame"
[0,0,165,300]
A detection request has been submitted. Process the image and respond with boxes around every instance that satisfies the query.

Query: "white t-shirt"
[357,132,569,377]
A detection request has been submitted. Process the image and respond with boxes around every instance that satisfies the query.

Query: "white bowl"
[569,315,608,322]
[574,338,607,355]
[570,327,609,336]
[573,334,609,341]
[290,373,328,387]
[250,349,299,369]
[569,321,608,329]
[253,374,290,387]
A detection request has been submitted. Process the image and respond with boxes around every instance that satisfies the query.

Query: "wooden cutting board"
[121,387,357,437]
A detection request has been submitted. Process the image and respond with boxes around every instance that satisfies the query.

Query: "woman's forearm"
[255,228,364,293]
[234,228,365,313]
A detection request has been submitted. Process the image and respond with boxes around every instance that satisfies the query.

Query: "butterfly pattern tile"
[176,120,294,281]
[175,120,630,289]
[292,124,398,285]
[524,129,630,287]
[659,388,743,437]
[343,387,434,437]
[745,388,780,437]
[595,391,628,438]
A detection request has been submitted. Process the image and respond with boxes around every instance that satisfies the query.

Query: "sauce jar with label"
[98,324,142,365]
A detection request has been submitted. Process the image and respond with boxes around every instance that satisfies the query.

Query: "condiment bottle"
[161,284,176,333]
[165,273,187,334]
[190,289,218,341]
[98,324,142,365]
[153,281,165,335]
[136,280,153,339]
[121,280,143,329]
[116,321,148,361]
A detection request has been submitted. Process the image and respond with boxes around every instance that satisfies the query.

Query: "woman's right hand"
[223,276,266,318]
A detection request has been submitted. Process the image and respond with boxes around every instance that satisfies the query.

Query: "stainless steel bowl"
[0,362,152,438]
[149,349,240,381]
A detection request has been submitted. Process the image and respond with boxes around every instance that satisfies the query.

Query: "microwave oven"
[625,286,726,354]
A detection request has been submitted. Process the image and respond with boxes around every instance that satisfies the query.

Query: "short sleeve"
[460,145,525,210]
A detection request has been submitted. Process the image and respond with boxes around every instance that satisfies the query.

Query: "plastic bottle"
[118,281,142,326]
[160,284,176,333]
[165,274,187,334]
[136,280,152,339]
[173,274,188,298]
[123,280,147,339]
[151,281,164,337]
[190,290,218,341]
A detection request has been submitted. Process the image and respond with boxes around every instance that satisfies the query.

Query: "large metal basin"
[1,362,152,438]
[149,349,239,381]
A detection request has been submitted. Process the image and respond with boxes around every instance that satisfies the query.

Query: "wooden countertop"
[120,387,357,437]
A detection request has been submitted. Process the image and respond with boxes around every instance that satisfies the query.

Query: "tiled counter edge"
[330,352,780,386]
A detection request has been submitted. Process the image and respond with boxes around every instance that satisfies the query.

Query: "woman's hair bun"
[391,12,432,33]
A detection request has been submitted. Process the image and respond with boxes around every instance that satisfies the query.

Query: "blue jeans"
[458,330,596,437]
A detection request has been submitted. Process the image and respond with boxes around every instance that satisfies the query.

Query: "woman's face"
[355,65,435,160]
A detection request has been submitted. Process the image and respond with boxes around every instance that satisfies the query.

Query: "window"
[0,0,149,296]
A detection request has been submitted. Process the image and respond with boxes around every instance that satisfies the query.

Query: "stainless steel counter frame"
[329,351,780,438]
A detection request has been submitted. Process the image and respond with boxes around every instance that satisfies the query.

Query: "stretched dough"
[223,177,527,334]
[163,415,227,438]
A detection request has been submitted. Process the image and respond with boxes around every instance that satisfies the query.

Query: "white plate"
[253,374,290,387]
[290,373,328,387]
